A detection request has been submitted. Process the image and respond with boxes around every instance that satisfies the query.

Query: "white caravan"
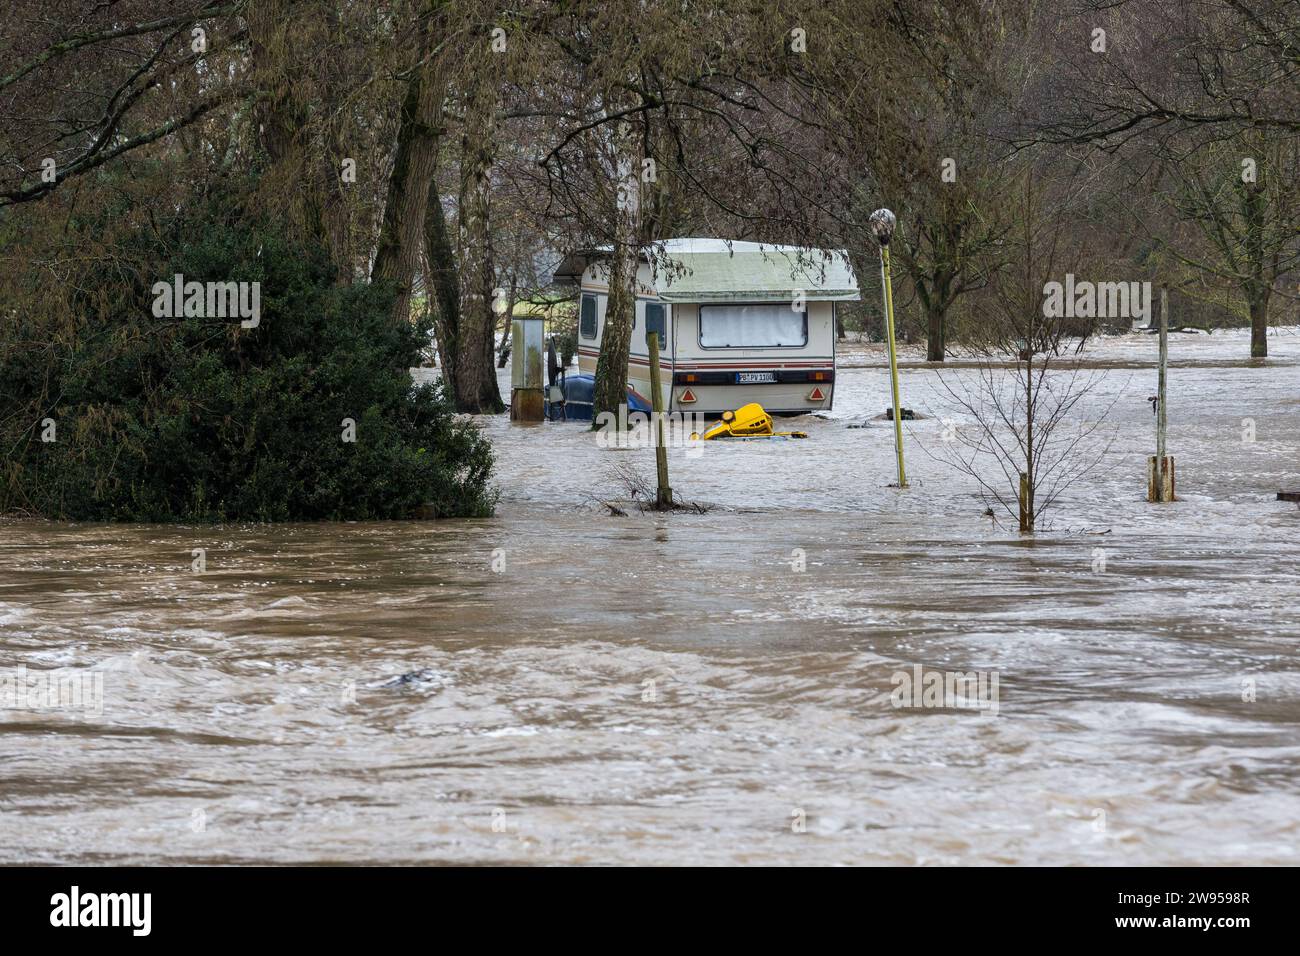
[553,238,858,415]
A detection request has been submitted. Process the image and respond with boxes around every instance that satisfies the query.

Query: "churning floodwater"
[2,329,1298,864]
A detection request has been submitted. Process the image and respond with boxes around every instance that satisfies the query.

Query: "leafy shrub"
[1,205,496,521]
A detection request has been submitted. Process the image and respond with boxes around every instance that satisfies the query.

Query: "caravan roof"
[554,238,859,304]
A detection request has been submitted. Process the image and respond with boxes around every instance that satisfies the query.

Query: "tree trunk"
[925,302,946,361]
[1242,178,1269,358]
[1249,291,1270,358]
[322,117,356,281]
[451,76,505,414]
[424,180,460,389]
[496,276,517,368]
[592,247,636,420]
[923,267,954,362]
[591,120,640,423]
[247,3,304,171]
[371,65,441,326]
[495,318,511,368]
[247,1,329,256]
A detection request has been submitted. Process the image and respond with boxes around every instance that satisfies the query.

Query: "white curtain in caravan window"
[699,305,807,348]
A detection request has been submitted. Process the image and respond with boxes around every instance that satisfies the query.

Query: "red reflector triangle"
[680,388,697,403]
[808,386,825,401]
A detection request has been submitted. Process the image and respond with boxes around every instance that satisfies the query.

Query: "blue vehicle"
[544,372,653,422]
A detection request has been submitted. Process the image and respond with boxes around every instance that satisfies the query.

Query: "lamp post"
[871,208,907,488]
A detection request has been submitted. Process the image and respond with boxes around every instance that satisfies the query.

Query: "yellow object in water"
[693,403,808,440]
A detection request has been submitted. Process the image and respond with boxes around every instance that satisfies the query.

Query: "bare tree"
[928,168,1119,531]
[1019,0,1300,355]
[1155,134,1300,355]
[0,1,250,208]
[808,0,1017,360]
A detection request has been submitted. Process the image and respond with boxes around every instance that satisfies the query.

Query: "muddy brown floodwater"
[2,329,1298,864]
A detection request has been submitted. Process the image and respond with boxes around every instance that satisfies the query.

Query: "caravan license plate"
[736,371,776,384]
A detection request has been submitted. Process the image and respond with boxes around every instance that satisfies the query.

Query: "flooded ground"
[2,328,1298,865]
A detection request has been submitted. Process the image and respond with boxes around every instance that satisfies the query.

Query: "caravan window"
[580,294,597,339]
[645,303,666,347]
[699,304,807,348]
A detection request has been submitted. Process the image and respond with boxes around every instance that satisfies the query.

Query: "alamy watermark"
[890,664,999,716]
[595,403,706,458]
[1042,274,1151,324]
[151,273,261,328]
[50,886,150,936]
[0,665,104,716]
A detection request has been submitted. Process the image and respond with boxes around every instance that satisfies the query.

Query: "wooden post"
[1148,284,1176,501]
[648,330,672,509]
[1147,456,1175,502]
[1018,471,1030,532]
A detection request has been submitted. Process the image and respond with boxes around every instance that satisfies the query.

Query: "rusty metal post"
[509,316,545,422]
